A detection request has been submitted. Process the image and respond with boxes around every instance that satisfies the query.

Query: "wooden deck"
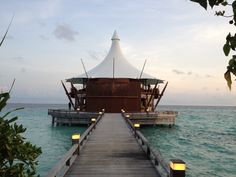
[64,113,160,177]
[48,109,101,126]
[124,111,178,127]
[48,109,178,127]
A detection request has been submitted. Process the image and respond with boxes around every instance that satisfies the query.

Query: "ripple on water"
[142,106,236,177]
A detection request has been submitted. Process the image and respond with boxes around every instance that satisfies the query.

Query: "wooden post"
[146,146,150,159]
[154,158,158,166]
[154,82,168,110]
[52,117,55,125]
[61,81,76,110]
[145,82,158,111]
[134,123,140,137]
[170,159,186,177]
[66,158,71,166]
[91,118,96,129]
[72,134,80,155]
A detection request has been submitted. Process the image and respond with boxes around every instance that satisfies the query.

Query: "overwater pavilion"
[64,31,166,113]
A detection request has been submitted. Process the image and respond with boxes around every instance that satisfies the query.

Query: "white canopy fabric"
[67,31,163,85]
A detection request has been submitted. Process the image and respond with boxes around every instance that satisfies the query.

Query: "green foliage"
[191,0,236,89]
[0,92,42,177]
[1,19,41,175]
[190,0,225,9]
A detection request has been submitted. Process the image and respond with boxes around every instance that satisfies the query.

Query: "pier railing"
[48,109,101,126]
[45,111,104,177]
[121,111,170,177]
[124,111,178,127]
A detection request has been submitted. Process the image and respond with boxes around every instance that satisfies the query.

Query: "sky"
[0,0,236,106]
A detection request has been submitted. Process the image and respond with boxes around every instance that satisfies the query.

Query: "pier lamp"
[71,133,80,145]
[91,118,96,123]
[134,123,140,129]
[170,159,186,177]
[126,114,130,118]
[99,112,103,115]
[102,109,105,112]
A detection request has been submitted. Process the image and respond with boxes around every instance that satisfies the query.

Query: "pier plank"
[64,113,160,177]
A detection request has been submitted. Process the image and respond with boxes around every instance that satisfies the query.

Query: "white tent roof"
[67,31,163,85]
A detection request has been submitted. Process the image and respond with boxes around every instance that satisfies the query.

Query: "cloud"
[53,24,78,42]
[172,69,185,75]
[187,71,192,75]
[39,35,49,40]
[20,67,26,73]
[87,50,107,60]
[6,35,14,40]
[11,56,24,63]
[172,69,203,78]
[88,50,100,60]
[205,74,214,78]
[38,21,47,27]
[38,0,61,19]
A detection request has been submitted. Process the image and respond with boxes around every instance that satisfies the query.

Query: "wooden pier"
[124,111,178,127]
[48,109,102,126]
[46,113,176,177]
[48,109,177,127]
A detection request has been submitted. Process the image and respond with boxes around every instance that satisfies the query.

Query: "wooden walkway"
[64,113,160,177]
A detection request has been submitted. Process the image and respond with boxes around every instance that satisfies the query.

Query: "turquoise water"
[142,105,236,177]
[2,104,86,177]
[1,104,236,177]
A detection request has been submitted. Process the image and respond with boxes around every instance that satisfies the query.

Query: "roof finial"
[111,30,120,41]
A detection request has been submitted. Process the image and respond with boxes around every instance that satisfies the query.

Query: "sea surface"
[1,104,236,177]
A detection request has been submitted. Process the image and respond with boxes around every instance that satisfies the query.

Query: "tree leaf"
[221,1,228,6]
[2,108,23,119]
[0,92,10,111]
[0,92,41,177]
[0,15,14,47]
[7,117,18,124]
[232,1,236,14]
[209,0,217,8]
[223,43,230,56]
[224,70,232,90]
[190,0,208,10]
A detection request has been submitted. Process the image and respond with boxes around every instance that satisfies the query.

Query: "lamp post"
[71,133,80,154]
[170,159,186,177]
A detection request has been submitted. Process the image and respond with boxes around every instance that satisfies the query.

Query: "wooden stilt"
[52,117,55,125]
[154,82,168,110]
[145,82,158,111]
[61,81,76,110]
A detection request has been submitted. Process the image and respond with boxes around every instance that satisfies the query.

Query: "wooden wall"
[86,78,141,113]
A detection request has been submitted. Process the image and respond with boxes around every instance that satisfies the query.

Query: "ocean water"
[1,104,236,177]
[1,104,87,177]
[142,105,236,177]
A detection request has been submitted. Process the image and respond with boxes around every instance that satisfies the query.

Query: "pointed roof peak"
[111,30,120,41]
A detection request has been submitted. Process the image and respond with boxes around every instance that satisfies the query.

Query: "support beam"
[139,59,147,79]
[154,82,168,110]
[145,82,158,111]
[81,58,89,78]
[61,81,76,110]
